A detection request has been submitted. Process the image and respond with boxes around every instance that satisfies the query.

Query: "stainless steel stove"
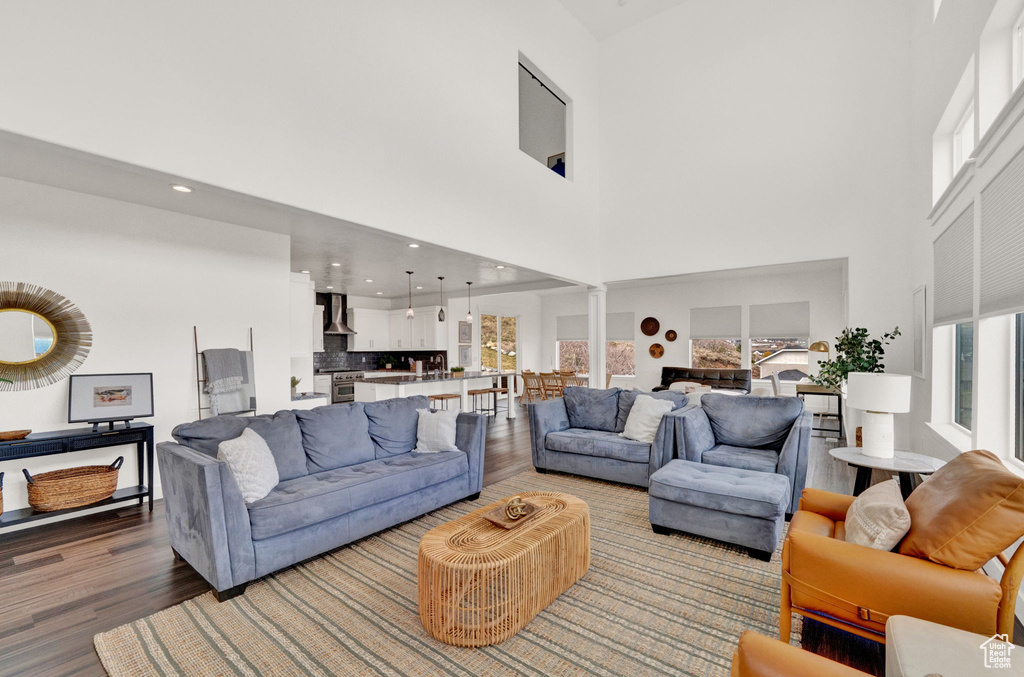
[330,371,364,403]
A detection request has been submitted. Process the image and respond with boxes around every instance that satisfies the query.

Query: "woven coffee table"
[418,491,590,647]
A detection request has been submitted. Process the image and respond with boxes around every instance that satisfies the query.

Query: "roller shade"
[556,315,587,341]
[557,313,634,341]
[690,305,741,339]
[749,301,810,338]
[933,204,974,326]
[980,147,1024,317]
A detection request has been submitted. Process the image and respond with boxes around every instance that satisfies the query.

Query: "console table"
[0,423,154,528]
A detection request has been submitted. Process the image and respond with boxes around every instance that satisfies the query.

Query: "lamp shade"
[808,341,830,353]
[846,373,911,413]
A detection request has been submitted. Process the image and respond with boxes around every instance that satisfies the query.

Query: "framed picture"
[459,345,472,367]
[547,152,565,169]
[68,373,154,424]
[911,285,926,378]
[458,321,473,344]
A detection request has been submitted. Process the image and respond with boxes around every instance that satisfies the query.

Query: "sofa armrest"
[674,407,715,462]
[456,412,486,493]
[528,399,570,469]
[777,409,812,511]
[798,488,855,522]
[649,403,700,475]
[785,529,1003,636]
[156,441,255,591]
[731,631,869,677]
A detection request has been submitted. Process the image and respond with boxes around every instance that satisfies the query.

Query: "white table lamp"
[846,372,912,458]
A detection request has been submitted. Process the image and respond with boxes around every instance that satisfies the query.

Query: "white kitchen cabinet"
[389,310,412,350]
[289,273,313,358]
[413,306,448,350]
[313,374,331,395]
[348,308,390,351]
[313,305,325,353]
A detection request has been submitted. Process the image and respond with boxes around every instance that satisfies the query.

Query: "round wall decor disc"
[665,330,678,342]
[640,317,660,336]
[649,343,665,358]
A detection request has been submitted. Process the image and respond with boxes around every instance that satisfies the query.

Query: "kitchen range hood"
[324,294,356,335]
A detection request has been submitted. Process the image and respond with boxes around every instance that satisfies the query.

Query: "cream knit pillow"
[844,479,911,551]
[414,409,460,453]
[217,428,279,504]
[621,395,675,444]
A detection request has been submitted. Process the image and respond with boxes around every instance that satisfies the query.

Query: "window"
[1016,313,1024,460]
[558,340,588,373]
[750,338,810,379]
[692,339,741,369]
[519,58,568,178]
[480,314,517,373]
[955,321,974,430]
[556,340,636,376]
[953,100,976,173]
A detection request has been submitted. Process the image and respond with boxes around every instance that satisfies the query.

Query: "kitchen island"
[355,371,518,419]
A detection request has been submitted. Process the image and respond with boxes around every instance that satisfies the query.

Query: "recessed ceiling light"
[326,285,334,289]
[416,286,423,290]
[496,265,505,269]
[376,291,384,295]
[300,270,310,274]
[171,184,193,193]
[408,243,420,248]
[364,279,373,283]
[331,262,341,267]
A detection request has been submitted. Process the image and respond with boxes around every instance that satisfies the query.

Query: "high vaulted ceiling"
[556,0,691,40]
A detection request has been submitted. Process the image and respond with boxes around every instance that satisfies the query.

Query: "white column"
[588,287,607,389]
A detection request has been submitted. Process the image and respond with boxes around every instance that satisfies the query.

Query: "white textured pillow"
[414,408,460,453]
[844,479,911,550]
[217,428,279,504]
[620,395,675,444]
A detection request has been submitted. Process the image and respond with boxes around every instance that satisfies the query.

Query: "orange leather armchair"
[731,631,869,677]
[780,488,1024,643]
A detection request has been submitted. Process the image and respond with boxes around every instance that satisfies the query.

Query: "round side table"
[827,447,945,501]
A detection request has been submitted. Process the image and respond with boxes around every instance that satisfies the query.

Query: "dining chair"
[520,371,546,404]
[539,372,564,398]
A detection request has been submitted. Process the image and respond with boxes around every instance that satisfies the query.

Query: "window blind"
[980,147,1024,317]
[933,203,974,326]
[749,301,810,338]
[690,306,742,339]
[556,315,588,341]
[607,312,635,341]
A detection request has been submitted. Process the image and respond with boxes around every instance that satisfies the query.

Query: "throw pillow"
[899,449,1024,570]
[414,408,460,453]
[620,395,675,444]
[563,386,621,432]
[615,390,688,432]
[217,428,279,504]
[844,479,911,551]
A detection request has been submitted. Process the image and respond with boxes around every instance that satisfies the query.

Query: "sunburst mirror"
[0,282,92,391]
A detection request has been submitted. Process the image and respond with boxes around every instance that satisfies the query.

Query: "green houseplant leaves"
[811,326,901,391]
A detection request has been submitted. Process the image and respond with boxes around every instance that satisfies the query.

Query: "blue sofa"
[156,396,486,601]
[674,393,812,512]
[528,387,692,487]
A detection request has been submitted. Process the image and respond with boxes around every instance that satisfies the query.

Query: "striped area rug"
[94,470,799,676]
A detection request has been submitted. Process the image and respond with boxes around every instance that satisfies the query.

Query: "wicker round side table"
[418,491,590,647]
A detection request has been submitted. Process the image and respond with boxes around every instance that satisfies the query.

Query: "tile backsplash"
[314,335,446,372]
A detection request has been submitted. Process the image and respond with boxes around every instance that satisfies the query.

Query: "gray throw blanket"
[203,349,256,415]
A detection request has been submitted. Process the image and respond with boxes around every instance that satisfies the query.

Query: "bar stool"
[488,387,509,417]
[428,393,462,410]
[467,388,496,416]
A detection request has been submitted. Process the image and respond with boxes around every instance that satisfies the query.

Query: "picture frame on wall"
[911,285,926,378]
[459,345,472,367]
[458,321,472,344]
[68,372,155,425]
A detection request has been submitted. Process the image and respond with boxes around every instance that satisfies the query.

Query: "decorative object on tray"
[459,344,471,367]
[649,343,664,358]
[0,281,92,391]
[68,373,154,432]
[483,495,540,529]
[23,456,123,512]
[640,317,660,336]
[459,321,472,344]
[450,366,465,378]
[0,429,30,441]
[665,330,677,342]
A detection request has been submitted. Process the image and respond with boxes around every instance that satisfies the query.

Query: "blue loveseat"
[156,396,485,600]
[528,387,692,487]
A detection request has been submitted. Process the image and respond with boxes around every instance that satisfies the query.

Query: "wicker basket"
[23,457,122,512]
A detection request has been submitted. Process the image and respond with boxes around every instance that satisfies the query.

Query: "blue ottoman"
[649,459,790,561]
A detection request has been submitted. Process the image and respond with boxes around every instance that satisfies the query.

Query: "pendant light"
[465,281,473,323]
[406,271,415,319]
[437,277,446,322]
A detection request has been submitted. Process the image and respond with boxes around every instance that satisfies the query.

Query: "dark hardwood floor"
[0,406,1011,676]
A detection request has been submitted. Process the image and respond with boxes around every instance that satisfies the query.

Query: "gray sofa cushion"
[614,390,689,432]
[171,409,308,481]
[649,459,790,519]
[701,394,804,450]
[294,402,375,473]
[701,444,778,473]
[545,428,651,464]
[363,396,430,458]
[246,450,468,540]
[562,386,620,432]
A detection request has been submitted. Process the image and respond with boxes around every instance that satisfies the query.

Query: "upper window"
[955,321,974,430]
[519,57,568,179]
[750,338,810,379]
[692,339,741,370]
[953,101,976,173]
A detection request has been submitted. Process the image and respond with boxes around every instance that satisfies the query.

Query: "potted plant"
[380,355,398,370]
[812,326,901,391]
[450,366,465,379]
[290,376,301,397]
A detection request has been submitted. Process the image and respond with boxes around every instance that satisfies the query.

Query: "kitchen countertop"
[361,371,496,385]
[291,392,330,401]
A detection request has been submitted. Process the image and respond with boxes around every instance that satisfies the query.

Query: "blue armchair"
[674,394,812,511]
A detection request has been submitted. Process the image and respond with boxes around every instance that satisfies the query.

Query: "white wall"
[0,0,603,287]
[0,178,292,518]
